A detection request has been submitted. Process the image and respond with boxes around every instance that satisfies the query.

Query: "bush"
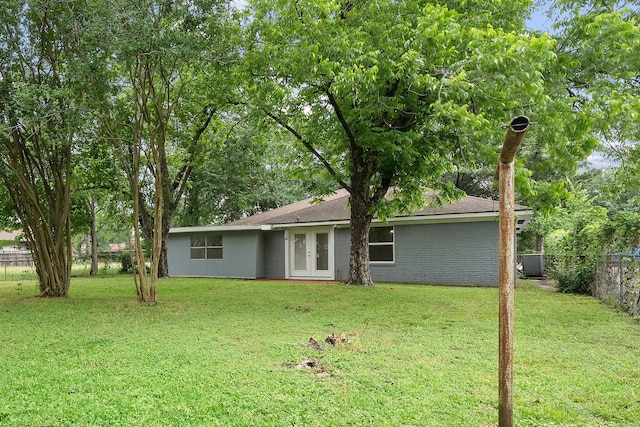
[119,253,150,274]
[120,254,132,274]
[547,255,594,294]
[553,267,593,294]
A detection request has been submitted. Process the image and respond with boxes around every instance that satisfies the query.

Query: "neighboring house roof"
[0,230,23,241]
[108,243,128,252]
[170,189,533,234]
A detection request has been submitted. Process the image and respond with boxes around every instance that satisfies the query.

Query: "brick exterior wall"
[169,221,500,285]
[334,221,499,285]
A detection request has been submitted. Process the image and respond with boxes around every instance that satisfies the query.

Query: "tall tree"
[245,0,561,286]
[553,0,639,148]
[0,0,91,296]
[96,0,239,300]
[176,118,321,225]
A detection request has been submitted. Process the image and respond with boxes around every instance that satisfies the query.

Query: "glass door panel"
[316,233,329,271]
[290,228,333,279]
[293,233,307,271]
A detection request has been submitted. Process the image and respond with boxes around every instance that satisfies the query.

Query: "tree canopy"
[243,0,582,285]
[88,0,241,301]
[0,0,94,296]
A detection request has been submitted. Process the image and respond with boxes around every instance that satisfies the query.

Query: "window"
[190,235,223,260]
[369,226,394,263]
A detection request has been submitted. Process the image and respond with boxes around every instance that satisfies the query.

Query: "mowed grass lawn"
[0,277,638,426]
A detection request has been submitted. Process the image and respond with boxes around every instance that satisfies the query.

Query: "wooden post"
[497,116,530,427]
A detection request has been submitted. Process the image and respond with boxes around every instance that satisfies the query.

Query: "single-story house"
[168,189,532,285]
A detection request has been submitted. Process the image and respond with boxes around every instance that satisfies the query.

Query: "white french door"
[289,228,333,279]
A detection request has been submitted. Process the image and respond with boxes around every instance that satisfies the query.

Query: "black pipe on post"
[496,115,530,427]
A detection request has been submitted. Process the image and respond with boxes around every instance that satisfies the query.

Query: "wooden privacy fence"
[595,254,640,317]
[0,252,34,268]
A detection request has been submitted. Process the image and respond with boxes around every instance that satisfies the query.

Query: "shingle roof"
[227,188,530,226]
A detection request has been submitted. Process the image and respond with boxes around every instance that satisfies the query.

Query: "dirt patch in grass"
[302,332,350,352]
[283,358,334,379]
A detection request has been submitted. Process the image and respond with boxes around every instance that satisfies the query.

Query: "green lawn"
[0,277,638,426]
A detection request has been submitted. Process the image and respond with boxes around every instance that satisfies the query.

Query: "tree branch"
[263,109,351,192]
[170,105,217,210]
[325,89,356,146]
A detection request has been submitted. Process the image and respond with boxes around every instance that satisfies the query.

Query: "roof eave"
[169,225,268,234]
[384,210,533,233]
[170,210,534,233]
[270,210,534,230]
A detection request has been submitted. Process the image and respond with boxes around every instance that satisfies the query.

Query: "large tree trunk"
[158,243,169,278]
[10,169,72,297]
[137,189,172,279]
[0,135,73,297]
[157,212,171,278]
[90,198,99,276]
[346,194,374,286]
[129,162,157,303]
[27,222,71,298]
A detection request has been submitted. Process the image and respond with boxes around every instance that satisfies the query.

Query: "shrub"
[546,254,595,294]
[120,254,132,273]
[553,266,593,294]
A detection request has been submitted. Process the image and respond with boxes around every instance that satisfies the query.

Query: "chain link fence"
[595,254,640,317]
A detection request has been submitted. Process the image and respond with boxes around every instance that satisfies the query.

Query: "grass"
[0,277,638,426]
[0,261,122,282]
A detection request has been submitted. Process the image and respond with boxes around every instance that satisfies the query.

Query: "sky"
[526,2,617,170]
[526,2,557,32]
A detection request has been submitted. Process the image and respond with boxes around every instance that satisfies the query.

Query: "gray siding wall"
[167,234,190,276]
[334,221,499,285]
[255,233,265,278]
[167,231,263,278]
[264,230,286,279]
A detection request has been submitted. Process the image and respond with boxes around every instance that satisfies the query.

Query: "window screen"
[369,226,394,262]
[190,235,223,260]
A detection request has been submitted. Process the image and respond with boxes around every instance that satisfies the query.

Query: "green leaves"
[514,1,640,260]
[552,1,640,152]
[0,0,95,295]
[246,0,561,217]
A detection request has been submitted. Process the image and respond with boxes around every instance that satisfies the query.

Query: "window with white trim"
[369,226,394,263]
[190,235,223,260]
